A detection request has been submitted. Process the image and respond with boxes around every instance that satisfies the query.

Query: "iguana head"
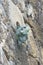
[16,23,29,44]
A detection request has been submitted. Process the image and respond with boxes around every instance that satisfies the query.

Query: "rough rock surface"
[0,0,43,65]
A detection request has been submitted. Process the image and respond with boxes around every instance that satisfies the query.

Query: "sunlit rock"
[8,0,25,29]
[0,4,6,16]
[27,3,35,20]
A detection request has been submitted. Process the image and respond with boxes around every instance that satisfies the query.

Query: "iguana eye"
[24,27,26,28]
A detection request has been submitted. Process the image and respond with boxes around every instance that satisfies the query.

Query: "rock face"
[0,0,43,65]
[8,0,25,28]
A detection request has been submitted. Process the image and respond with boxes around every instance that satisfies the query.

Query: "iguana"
[16,22,29,45]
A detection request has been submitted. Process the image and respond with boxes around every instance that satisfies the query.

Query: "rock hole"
[37,61,40,65]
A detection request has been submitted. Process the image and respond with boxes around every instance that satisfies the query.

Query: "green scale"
[16,24,29,45]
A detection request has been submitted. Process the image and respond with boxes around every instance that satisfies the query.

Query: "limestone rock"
[8,0,25,28]
[26,3,35,20]
[29,0,37,4]
[0,0,43,65]
[41,48,43,64]
[0,8,2,15]
[0,4,6,16]
[25,17,43,44]
[17,0,25,12]
[0,46,10,65]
